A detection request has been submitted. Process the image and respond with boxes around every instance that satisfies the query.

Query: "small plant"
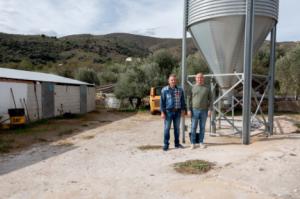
[0,139,14,153]
[82,135,95,140]
[138,145,162,151]
[56,140,74,147]
[58,129,74,136]
[173,160,215,175]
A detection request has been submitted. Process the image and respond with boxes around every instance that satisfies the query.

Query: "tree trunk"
[136,98,142,109]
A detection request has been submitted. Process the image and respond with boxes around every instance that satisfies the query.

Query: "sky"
[0,0,299,41]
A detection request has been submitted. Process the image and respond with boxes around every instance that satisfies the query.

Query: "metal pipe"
[188,73,244,78]
[232,95,235,132]
[268,24,277,135]
[242,0,255,145]
[181,0,188,144]
[211,78,217,135]
[218,87,222,129]
[213,78,243,105]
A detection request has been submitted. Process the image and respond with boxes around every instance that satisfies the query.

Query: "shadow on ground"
[0,108,136,175]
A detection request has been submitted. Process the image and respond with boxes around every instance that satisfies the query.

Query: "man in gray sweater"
[187,73,212,149]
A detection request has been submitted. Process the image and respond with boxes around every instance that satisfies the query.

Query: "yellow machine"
[8,109,26,126]
[150,87,161,114]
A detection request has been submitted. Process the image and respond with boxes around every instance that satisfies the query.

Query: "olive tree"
[114,64,148,108]
[75,67,100,85]
[276,45,300,99]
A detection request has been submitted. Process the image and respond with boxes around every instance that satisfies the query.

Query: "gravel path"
[0,113,299,199]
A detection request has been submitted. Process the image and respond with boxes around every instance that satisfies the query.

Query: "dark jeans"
[164,110,181,148]
[191,109,208,144]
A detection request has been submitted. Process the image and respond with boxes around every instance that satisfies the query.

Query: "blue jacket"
[160,85,186,113]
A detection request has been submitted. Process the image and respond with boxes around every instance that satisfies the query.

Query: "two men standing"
[160,73,211,151]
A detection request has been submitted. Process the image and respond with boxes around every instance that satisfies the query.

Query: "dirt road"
[0,112,300,199]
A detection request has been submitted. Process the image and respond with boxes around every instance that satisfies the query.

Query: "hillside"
[0,32,197,73]
[0,32,299,79]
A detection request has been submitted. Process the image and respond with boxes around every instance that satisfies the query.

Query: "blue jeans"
[164,111,181,148]
[191,109,208,144]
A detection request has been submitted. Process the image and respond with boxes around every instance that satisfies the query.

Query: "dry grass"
[0,108,142,154]
[173,160,215,175]
[0,139,14,153]
[138,145,162,151]
[58,129,74,137]
[82,135,95,140]
[55,140,74,147]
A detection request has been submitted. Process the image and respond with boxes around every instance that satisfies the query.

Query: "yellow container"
[10,116,26,125]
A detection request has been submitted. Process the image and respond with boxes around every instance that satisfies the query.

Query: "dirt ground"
[0,111,300,199]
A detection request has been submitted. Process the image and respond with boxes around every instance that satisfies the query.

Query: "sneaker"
[190,144,196,149]
[163,146,169,151]
[200,143,206,149]
[175,144,184,149]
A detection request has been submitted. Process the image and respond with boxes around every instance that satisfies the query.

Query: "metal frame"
[181,0,277,144]
[187,73,270,138]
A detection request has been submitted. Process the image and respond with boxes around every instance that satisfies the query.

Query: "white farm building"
[0,67,95,124]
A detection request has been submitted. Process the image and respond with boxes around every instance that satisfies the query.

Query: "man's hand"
[181,111,185,117]
[187,111,192,117]
[161,112,165,119]
[208,110,211,117]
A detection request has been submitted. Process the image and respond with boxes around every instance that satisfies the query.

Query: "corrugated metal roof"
[0,67,93,86]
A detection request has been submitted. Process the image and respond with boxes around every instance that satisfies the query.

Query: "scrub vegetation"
[138,145,162,151]
[173,159,215,175]
[1,32,299,105]
[0,109,134,154]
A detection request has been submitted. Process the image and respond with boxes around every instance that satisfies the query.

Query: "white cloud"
[92,0,183,38]
[0,0,104,36]
[0,0,299,41]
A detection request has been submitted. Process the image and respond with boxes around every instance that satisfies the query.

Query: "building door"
[42,82,54,118]
[80,85,87,114]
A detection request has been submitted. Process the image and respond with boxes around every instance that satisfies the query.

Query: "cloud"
[100,0,183,38]
[0,0,299,41]
[0,0,104,36]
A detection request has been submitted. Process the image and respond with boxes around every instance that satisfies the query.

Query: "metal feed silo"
[181,0,279,144]
[187,0,278,95]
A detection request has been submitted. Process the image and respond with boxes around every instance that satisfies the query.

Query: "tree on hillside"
[151,49,179,79]
[98,63,126,85]
[253,48,270,75]
[140,62,166,87]
[75,67,100,85]
[186,52,209,75]
[114,64,147,108]
[276,45,300,99]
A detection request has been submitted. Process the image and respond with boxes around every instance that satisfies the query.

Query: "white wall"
[54,85,80,116]
[0,82,28,123]
[87,87,96,112]
[26,83,42,121]
[105,94,121,109]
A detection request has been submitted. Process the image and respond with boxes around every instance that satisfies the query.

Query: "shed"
[0,68,95,124]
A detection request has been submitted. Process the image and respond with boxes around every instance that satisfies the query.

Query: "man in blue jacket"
[160,74,186,151]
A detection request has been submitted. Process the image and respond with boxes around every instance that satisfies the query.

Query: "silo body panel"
[187,0,279,89]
